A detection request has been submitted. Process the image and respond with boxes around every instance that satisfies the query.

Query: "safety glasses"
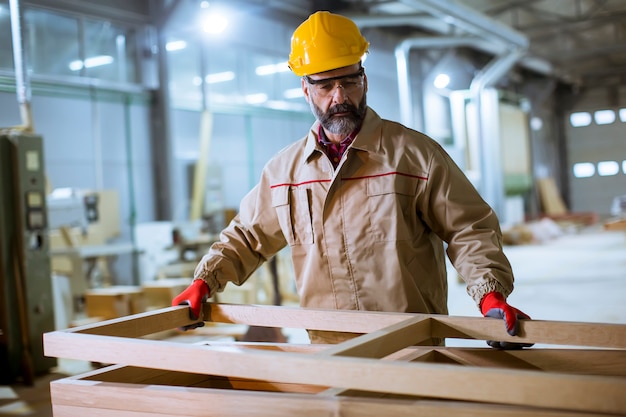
[305,68,365,97]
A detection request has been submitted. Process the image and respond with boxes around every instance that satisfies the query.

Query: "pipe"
[394,38,526,217]
[351,14,445,30]
[9,0,33,131]
[350,10,551,77]
[123,94,139,285]
[397,0,528,49]
[397,42,526,216]
[469,48,527,218]
[374,0,530,218]
[395,36,483,129]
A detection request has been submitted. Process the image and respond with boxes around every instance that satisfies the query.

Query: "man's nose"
[330,83,347,102]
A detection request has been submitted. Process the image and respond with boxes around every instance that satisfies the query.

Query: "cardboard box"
[84,286,145,320]
[141,278,192,309]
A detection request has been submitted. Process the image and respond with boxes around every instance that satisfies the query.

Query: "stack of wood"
[536,177,598,226]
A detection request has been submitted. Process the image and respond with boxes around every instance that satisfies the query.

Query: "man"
[174,11,531,348]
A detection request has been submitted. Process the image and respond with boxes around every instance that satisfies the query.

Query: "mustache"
[328,103,358,116]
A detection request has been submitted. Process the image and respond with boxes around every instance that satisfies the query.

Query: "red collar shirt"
[316,125,359,169]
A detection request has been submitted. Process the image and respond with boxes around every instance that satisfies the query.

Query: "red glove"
[480,291,533,349]
[172,279,210,321]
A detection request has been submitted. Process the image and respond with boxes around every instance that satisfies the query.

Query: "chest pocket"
[367,174,418,242]
[271,186,313,246]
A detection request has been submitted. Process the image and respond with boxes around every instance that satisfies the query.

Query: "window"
[81,19,139,83]
[24,8,80,77]
[13,6,141,84]
[572,162,595,178]
[594,110,615,125]
[570,112,592,127]
[598,161,619,176]
[619,108,626,123]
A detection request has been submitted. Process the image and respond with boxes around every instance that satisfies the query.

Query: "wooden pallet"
[44,303,626,416]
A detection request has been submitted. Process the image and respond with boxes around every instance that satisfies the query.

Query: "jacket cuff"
[193,259,221,295]
[468,281,510,309]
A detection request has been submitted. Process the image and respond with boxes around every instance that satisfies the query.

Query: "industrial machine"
[0,130,56,384]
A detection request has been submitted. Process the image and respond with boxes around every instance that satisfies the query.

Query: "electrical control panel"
[0,131,56,384]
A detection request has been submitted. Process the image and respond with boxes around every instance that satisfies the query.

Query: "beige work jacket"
[195,108,514,342]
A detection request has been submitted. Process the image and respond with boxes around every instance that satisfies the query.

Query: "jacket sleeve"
[419,143,514,307]
[193,168,288,295]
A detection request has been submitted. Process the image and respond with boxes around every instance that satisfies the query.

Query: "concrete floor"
[1,224,625,416]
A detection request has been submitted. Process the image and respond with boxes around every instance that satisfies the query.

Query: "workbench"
[50,242,141,297]
[44,303,626,416]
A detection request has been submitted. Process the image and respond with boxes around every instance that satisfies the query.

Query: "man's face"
[303,63,368,137]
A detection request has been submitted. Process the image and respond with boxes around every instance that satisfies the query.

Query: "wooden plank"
[198,341,324,353]
[430,315,626,348]
[62,303,626,350]
[43,328,626,414]
[438,348,626,377]
[537,177,568,215]
[204,303,414,333]
[67,364,327,394]
[195,343,626,377]
[69,306,196,337]
[50,371,606,417]
[318,316,431,358]
[189,110,213,221]
[207,303,626,349]
[604,218,626,231]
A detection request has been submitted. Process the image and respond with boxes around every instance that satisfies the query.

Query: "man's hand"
[480,291,533,349]
[172,279,210,329]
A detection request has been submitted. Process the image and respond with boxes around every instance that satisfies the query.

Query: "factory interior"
[1,0,625,416]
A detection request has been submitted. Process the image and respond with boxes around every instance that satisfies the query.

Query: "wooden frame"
[44,303,626,416]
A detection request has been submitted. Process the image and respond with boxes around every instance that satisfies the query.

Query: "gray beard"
[310,96,367,137]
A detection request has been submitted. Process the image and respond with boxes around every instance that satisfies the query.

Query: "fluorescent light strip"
[245,93,268,104]
[283,88,303,99]
[256,62,290,76]
[166,40,187,51]
[69,55,114,71]
[205,71,235,84]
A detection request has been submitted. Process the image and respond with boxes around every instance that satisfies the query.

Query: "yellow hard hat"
[288,11,369,77]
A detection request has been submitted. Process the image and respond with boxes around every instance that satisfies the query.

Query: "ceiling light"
[530,117,543,131]
[203,12,228,34]
[255,62,290,76]
[283,88,304,99]
[245,93,268,104]
[433,73,450,89]
[266,101,294,111]
[205,71,235,84]
[69,55,114,71]
[166,40,187,51]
